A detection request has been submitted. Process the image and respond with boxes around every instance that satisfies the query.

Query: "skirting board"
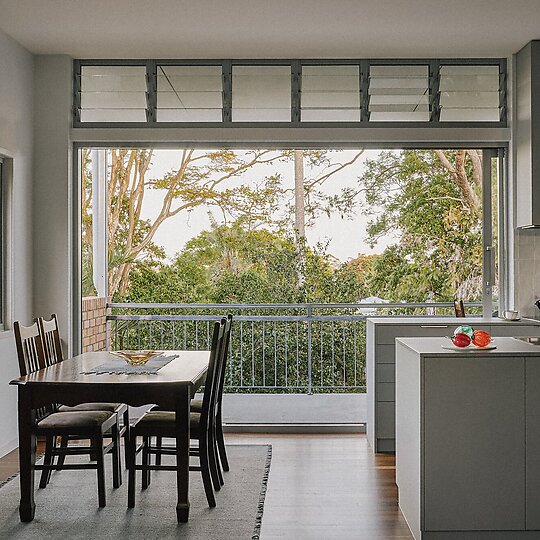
[0,437,18,459]
[418,533,540,539]
[223,422,366,434]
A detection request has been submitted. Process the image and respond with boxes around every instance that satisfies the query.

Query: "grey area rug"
[0,444,271,540]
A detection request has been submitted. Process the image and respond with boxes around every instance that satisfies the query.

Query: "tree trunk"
[434,150,481,215]
[294,150,306,289]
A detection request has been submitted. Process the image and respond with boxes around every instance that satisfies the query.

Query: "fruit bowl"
[110,350,161,366]
[449,326,493,349]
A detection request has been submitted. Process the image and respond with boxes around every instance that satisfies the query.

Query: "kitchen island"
[367,317,540,452]
[395,336,540,539]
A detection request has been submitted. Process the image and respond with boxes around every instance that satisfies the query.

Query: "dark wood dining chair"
[127,319,226,509]
[196,314,232,477]
[36,314,130,468]
[14,319,122,507]
[155,314,233,486]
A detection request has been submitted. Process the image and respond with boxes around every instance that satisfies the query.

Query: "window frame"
[0,157,5,330]
[71,142,506,359]
[73,58,507,129]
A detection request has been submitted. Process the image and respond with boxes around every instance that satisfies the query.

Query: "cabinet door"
[377,324,455,344]
[491,324,540,337]
[526,358,540,529]
[423,356,525,531]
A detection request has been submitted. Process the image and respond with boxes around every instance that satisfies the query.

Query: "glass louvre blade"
[232,66,291,122]
[80,92,147,109]
[80,66,147,122]
[439,108,501,122]
[301,65,360,122]
[439,65,501,122]
[156,65,223,122]
[368,65,430,121]
[79,109,147,122]
[75,60,505,125]
[369,111,430,122]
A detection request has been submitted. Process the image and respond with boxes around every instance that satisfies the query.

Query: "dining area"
[3,314,255,535]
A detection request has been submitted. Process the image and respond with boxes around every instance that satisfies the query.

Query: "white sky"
[108,148,400,263]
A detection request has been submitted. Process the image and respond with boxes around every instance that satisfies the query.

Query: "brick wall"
[82,296,110,352]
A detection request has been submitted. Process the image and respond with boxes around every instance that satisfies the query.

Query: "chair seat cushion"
[190,399,203,412]
[151,399,203,413]
[58,403,123,413]
[37,411,114,431]
[135,411,201,436]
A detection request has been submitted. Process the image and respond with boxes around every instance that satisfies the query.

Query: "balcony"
[104,301,481,431]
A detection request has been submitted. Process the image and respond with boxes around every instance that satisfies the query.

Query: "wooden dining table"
[9,349,209,523]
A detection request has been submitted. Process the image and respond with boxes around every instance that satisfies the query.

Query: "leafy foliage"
[95,148,488,394]
[359,150,484,301]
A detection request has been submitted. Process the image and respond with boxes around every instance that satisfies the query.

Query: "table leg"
[175,388,191,523]
[18,387,36,522]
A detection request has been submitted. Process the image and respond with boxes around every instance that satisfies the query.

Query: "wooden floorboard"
[227,433,413,539]
[0,441,45,483]
[0,434,412,539]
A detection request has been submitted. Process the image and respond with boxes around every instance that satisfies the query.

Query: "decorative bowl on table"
[110,350,161,366]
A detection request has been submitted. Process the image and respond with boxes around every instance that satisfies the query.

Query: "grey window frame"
[71,141,506,356]
[73,58,507,129]
[0,158,4,328]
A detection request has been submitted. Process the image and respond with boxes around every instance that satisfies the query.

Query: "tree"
[121,220,371,305]
[82,149,290,296]
[289,149,365,294]
[82,148,366,298]
[358,149,484,302]
[294,150,307,287]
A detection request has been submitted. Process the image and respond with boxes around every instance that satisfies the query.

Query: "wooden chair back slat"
[216,315,233,408]
[37,314,64,366]
[14,320,51,421]
[14,321,46,377]
[200,320,226,432]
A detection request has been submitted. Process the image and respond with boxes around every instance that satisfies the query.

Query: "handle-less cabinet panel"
[526,358,540,530]
[423,356,525,531]
[516,41,540,228]
[367,318,540,454]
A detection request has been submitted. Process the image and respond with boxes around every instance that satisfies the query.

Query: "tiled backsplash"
[515,228,540,317]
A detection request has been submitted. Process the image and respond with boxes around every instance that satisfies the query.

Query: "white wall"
[0,28,34,457]
[32,56,73,354]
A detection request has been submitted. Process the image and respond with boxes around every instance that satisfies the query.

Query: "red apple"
[472,330,491,347]
[452,333,471,347]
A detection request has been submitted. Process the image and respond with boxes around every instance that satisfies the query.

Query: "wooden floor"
[0,440,45,484]
[228,434,412,539]
[0,434,412,539]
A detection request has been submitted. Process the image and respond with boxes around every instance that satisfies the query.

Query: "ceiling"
[0,0,539,59]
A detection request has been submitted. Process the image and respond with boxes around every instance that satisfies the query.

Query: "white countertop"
[367,316,540,326]
[396,336,540,357]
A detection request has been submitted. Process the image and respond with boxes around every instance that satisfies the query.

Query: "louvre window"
[74,59,506,126]
[79,66,147,122]
[232,66,291,122]
[301,65,360,122]
[368,65,430,122]
[439,65,501,122]
[156,65,223,122]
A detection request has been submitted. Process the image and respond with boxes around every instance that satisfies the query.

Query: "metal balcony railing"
[107,302,483,394]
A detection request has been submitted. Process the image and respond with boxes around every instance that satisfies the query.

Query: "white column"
[91,149,108,297]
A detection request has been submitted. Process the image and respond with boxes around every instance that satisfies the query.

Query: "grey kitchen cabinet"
[366,317,540,453]
[526,358,540,529]
[395,336,540,539]
[423,355,525,531]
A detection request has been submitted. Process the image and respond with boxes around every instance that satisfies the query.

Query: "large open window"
[77,147,501,394]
